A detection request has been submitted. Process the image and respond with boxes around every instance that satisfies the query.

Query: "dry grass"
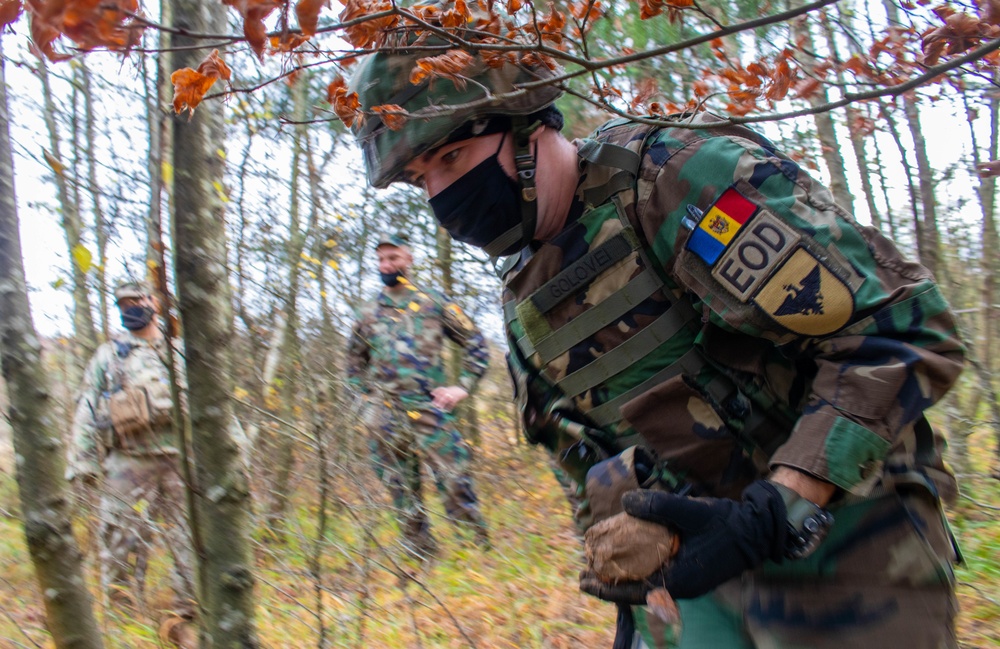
[0,419,997,648]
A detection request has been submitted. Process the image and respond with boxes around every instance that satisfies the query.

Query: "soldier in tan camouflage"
[341,11,966,649]
[68,281,196,649]
[347,234,491,558]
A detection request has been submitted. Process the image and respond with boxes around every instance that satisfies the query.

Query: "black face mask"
[429,134,525,257]
[380,271,404,287]
[121,305,155,331]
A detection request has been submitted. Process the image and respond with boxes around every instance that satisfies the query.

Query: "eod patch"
[685,185,855,336]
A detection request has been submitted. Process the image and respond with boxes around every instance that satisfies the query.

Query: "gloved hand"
[580,479,787,603]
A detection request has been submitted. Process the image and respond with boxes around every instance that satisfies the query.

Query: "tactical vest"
[104,339,176,453]
[501,120,809,499]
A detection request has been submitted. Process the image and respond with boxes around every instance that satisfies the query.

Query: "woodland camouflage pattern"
[347,34,561,188]
[347,281,490,401]
[503,111,964,647]
[69,335,196,617]
[347,280,490,546]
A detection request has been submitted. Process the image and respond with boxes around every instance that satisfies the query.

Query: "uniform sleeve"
[346,310,372,394]
[67,345,111,480]
[644,131,966,496]
[441,299,490,393]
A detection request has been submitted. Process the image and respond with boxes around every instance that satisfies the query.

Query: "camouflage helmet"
[376,232,410,249]
[348,37,563,188]
[114,280,153,303]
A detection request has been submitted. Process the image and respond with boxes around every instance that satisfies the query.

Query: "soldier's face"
[377,245,412,275]
[404,133,514,198]
[117,294,159,314]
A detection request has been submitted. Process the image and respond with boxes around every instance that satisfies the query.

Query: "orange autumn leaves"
[222,0,326,60]
[19,0,144,61]
[172,49,231,116]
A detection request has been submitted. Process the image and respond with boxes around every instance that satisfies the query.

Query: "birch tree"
[0,34,104,649]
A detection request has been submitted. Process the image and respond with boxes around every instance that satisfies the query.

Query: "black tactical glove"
[580,479,787,603]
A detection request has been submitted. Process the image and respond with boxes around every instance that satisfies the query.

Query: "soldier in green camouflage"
[347,234,491,557]
[68,281,196,649]
[343,20,965,649]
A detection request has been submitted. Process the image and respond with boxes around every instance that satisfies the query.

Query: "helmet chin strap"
[483,115,540,258]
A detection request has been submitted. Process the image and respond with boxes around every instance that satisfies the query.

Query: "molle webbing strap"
[587,346,704,427]
[504,299,517,325]
[576,139,642,207]
[512,115,538,253]
[530,229,641,314]
[585,173,635,207]
[494,250,522,279]
[577,139,641,174]
[532,268,664,364]
[504,299,537,359]
[485,222,525,258]
[556,298,700,398]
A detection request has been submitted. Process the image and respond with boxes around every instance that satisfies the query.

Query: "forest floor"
[0,419,998,648]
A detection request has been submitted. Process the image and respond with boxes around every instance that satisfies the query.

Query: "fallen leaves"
[171,49,232,116]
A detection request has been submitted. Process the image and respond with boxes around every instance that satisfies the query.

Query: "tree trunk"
[38,59,98,362]
[0,35,104,649]
[169,0,259,644]
[965,81,1000,477]
[265,78,311,542]
[79,62,110,339]
[142,19,170,285]
[882,0,941,276]
[790,5,853,213]
[823,9,879,227]
[902,99,942,279]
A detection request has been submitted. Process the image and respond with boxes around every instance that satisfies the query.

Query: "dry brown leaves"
[326,75,362,128]
[922,4,1000,66]
[338,0,398,49]
[269,32,311,52]
[26,0,145,61]
[372,104,408,130]
[222,0,280,61]
[410,49,475,87]
[0,0,22,29]
[171,49,232,116]
[637,0,692,21]
[295,0,325,36]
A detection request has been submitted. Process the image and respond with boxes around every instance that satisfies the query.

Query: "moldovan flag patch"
[753,248,854,336]
[686,187,758,265]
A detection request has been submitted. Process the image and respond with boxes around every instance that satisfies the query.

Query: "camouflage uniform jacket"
[503,112,965,515]
[347,282,490,406]
[69,333,183,480]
